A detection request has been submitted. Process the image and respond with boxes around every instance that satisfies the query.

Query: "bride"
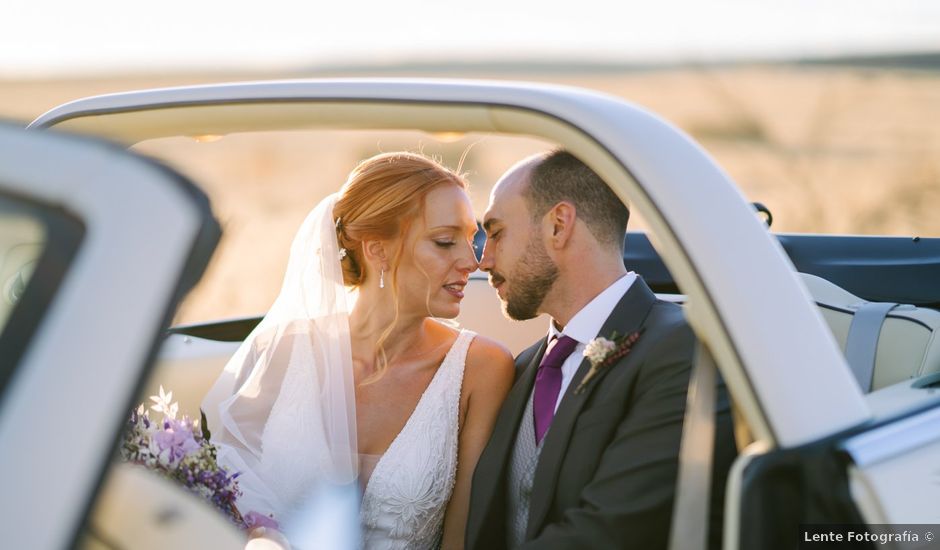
[202,152,514,549]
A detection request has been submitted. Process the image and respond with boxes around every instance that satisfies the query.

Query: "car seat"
[800,273,940,392]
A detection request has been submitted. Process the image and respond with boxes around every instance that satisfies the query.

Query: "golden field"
[3,64,939,324]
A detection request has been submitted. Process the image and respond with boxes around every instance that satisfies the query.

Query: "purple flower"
[152,420,200,466]
[244,511,280,530]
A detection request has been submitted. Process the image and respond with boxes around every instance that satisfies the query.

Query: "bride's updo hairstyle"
[333,151,468,287]
[333,152,468,380]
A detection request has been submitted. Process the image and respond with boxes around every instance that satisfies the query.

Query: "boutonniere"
[574,330,642,394]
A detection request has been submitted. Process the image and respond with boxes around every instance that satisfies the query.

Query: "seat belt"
[844,302,898,392]
[668,342,717,550]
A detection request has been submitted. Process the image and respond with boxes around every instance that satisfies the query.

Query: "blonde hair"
[333,151,468,382]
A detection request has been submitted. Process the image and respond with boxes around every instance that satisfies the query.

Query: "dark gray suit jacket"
[466,277,736,550]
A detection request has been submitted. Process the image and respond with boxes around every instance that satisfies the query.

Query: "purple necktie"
[533,334,579,444]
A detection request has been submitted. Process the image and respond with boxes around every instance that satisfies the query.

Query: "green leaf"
[200,409,212,441]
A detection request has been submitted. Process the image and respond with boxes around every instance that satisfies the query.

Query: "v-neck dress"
[359,329,474,549]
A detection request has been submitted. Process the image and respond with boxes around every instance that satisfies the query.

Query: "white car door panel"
[0,123,221,550]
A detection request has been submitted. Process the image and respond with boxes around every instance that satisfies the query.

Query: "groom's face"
[481,168,559,321]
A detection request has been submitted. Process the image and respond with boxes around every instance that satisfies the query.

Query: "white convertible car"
[2,80,938,549]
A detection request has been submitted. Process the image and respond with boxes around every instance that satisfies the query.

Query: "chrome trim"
[843,405,940,466]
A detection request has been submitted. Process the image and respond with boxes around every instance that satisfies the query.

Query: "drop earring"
[380,268,385,289]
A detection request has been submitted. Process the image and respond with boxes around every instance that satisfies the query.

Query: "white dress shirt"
[547,272,636,412]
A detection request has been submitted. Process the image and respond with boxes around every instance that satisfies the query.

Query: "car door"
[0,122,221,549]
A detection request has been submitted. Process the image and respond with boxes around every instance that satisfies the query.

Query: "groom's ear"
[547,201,577,249]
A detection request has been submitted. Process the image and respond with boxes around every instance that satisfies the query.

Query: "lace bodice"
[359,329,474,549]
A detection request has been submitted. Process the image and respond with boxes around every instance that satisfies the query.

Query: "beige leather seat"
[143,336,240,420]
[800,273,940,391]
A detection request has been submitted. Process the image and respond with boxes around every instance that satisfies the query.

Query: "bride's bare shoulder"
[463,334,514,392]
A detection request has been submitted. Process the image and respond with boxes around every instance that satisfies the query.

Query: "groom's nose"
[478,243,495,272]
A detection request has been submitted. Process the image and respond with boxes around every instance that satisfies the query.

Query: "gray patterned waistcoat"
[506,390,543,548]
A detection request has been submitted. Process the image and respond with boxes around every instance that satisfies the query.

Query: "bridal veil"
[202,193,358,521]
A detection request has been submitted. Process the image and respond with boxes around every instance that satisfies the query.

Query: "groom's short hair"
[525,150,629,250]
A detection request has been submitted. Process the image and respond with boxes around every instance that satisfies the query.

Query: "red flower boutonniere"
[574,330,642,394]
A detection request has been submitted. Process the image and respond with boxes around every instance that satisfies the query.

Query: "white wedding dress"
[201,194,476,548]
[359,329,475,549]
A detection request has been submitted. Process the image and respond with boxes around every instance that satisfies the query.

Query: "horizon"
[4,50,940,84]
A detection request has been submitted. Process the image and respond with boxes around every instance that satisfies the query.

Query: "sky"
[3,0,940,77]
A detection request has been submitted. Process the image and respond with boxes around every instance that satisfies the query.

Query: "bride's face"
[395,184,479,319]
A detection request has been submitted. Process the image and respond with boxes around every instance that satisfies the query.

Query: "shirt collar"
[548,272,637,344]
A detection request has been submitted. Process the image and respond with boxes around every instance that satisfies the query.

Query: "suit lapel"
[468,336,547,539]
[525,278,657,539]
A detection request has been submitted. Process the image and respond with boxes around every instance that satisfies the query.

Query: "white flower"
[150,385,179,420]
[584,337,616,365]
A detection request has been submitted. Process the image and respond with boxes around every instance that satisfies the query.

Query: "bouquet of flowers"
[120,386,247,527]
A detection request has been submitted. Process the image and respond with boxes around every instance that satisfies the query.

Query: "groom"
[466,150,736,549]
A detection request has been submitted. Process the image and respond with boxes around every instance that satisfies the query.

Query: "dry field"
[3,65,939,324]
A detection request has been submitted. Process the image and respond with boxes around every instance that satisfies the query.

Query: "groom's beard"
[496,233,559,321]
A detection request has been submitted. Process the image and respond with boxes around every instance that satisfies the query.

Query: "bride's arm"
[441,336,514,550]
